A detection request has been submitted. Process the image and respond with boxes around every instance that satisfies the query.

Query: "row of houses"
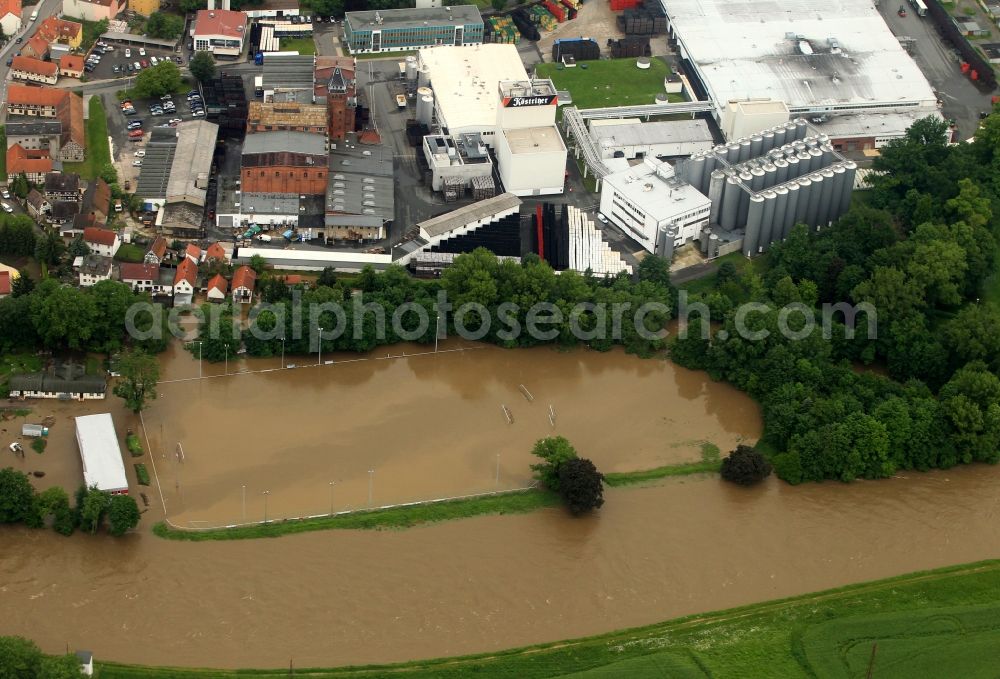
[24,173,112,240]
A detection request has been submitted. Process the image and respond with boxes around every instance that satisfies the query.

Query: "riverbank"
[152,444,724,540]
[90,558,1000,677]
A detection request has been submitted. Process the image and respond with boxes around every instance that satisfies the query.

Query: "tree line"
[670,115,1000,483]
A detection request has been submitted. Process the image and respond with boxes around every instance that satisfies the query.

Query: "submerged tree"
[530,436,579,491]
[720,445,773,486]
[113,349,160,414]
[557,457,605,515]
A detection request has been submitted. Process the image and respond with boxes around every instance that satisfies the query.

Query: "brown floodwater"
[144,342,761,527]
[2,344,999,669]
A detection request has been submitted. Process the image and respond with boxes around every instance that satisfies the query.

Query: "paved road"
[878,4,995,139]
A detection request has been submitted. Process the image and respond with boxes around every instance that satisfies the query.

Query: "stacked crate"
[488,15,519,44]
[531,5,558,31]
[552,37,600,62]
[608,37,651,58]
[616,6,667,35]
[512,8,541,40]
[544,0,567,22]
[471,175,496,201]
[609,0,641,11]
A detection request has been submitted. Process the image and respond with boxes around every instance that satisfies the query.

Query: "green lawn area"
[91,559,1000,678]
[114,243,145,263]
[537,58,678,109]
[0,353,42,398]
[62,97,111,180]
[279,36,316,55]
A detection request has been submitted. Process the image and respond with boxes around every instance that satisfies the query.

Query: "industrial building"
[315,58,358,142]
[326,133,394,240]
[590,119,714,159]
[344,6,484,54]
[661,0,941,148]
[74,413,127,495]
[261,54,316,103]
[241,131,328,195]
[599,157,712,257]
[192,8,248,57]
[493,80,567,197]
[422,133,493,192]
[136,122,219,210]
[246,101,328,135]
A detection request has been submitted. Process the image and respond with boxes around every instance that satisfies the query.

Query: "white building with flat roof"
[74,413,129,495]
[662,0,939,148]
[591,119,715,159]
[599,157,711,255]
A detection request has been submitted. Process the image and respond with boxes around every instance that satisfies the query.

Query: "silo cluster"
[677,118,857,258]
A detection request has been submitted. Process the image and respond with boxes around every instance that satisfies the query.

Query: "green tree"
[10,173,30,199]
[79,486,110,534]
[530,436,578,491]
[107,494,141,536]
[99,163,118,185]
[133,61,183,99]
[11,274,34,298]
[491,0,506,9]
[146,12,185,39]
[34,230,66,267]
[942,305,1000,370]
[38,654,85,679]
[179,0,207,11]
[112,348,160,414]
[720,445,772,485]
[188,50,217,83]
[557,457,604,515]
[68,235,90,258]
[0,635,44,679]
[32,285,98,349]
[0,468,35,524]
[249,254,267,275]
[32,486,74,536]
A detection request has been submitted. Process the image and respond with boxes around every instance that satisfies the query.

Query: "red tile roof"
[232,265,256,292]
[7,83,68,108]
[65,92,85,148]
[0,0,21,19]
[12,55,59,78]
[194,9,247,39]
[6,144,53,176]
[0,271,11,296]
[120,262,160,282]
[207,273,228,294]
[185,243,202,261]
[36,16,82,42]
[148,236,167,260]
[83,227,117,247]
[59,54,85,73]
[205,242,227,261]
[174,258,197,287]
[284,274,302,285]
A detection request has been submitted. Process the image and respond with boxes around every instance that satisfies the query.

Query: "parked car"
[127,121,142,130]
[133,61,141,71]
[128,130,144,139]
[125,48,131,58]
[1,203,13,213]
[139,48,146,56]
[1,189,10,199]
[140,59,148,68]
[191,109,205,116]
[174,56,183,64]
[113,64,121,73]
[132,159,143,166]
[168,118,182,125]
[150,56,158,65]
[135,149,146,157]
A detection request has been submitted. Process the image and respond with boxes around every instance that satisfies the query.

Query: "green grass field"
[91,560,1000,678]
[279,37,316,55]
[536,58,679,109]
[62,97,111,180]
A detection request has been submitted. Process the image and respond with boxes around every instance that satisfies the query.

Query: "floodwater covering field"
[144,342,761,527]
[1,344,999,670]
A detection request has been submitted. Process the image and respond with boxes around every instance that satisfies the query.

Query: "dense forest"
[671,115,1000,483]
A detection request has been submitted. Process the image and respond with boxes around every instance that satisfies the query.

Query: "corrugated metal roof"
[243,130,326,156]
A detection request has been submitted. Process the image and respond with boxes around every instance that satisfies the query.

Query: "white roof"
[418,44,528,132]
[75,413,128,493]
[663,0,937,111]
[592,120,714,149]
[811,110,945,140]
[604,158,711,221]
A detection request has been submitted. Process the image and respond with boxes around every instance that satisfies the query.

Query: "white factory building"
[661,0,941,150]
[416,45,566,196]
[599,157,711,256]
[590,119,714,160]
[74,413,129,495]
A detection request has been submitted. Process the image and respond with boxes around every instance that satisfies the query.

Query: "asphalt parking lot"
[106,89,205,181]
[83,43,185,82]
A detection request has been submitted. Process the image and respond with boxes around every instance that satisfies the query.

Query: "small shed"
[21,424,49,438]
[76,650,94,676]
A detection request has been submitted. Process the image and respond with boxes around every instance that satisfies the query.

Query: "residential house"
[120,262,169,295]
[4,120,63,158]
[184,243,202,264]
[26,189,50,220]
[173,258,198,306]
[206,273,228,301]
[205,241,230,263]
[73,212,99,234]
[59,54,86,79]
[82,227,121,257]
[82,178,112,223]
[145,236,168,265]
[21,35,49,61]
[77,254,113,287]
[61,0,124,22]
[128,0,160,16]
[193,9,248,57]
[0,271,11,299]
[6,144,54,183]
[0,0,21,38]
[6,87,85,163]
[11,56,59,85]
[50,201,80,226]
[232,265,256,303]
[44,172,83,202]
[36,16,84,48]
[62,93,86,163]
[8,363,107,400]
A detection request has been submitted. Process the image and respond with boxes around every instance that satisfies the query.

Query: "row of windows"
[247,170,327,178]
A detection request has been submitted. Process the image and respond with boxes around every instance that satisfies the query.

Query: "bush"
[126,433,143,456]
[720,445,773,486]
[557,458,605,515]
[108,494,141,536]
[30,438,46,454]
[134,463,150,486]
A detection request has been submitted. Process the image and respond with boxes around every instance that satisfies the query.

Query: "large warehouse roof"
[662,0,936,112]
[419,44,528,132]
[167,121,218,207]
[75,413,129,494]
[243,130,326,156]
[347,5,482,31]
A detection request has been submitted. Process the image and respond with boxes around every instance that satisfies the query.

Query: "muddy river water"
[1,344,999,669]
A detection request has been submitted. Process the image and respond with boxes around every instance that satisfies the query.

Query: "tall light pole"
[368,469,374,506]
[262,489,270,523]
[318,326,324,366]
[224,344,228,376]
[196,341,203,379]
[495,453,500,487]
[280,335,286,369]
[434,311,440,353]
[329,481,335,515]
[241,484,246,522]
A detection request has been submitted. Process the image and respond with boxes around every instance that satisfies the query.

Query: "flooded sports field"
[1,343,1000,670]
[144,342,761,527]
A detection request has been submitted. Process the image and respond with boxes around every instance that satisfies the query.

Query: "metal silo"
[762,162,777,190]
[709,233,720,257]
[750,134,764,158]
[743,194,765,256]
[656,225,671,257]
[772,185,789,244]
[416,89,434,125]
[774,157,789,184]
[797,149,813,173]
[804,173,824,228]
[700,226,712,254]
[758,189,777,251]
[840,161,857,215]
[829,163,847,223]
[687,153,707,194]
[786,153,801,180]
[418,63,431,88]
[795,177,813,227]
[794,118,808,140]
[720,176,741,230]
[783,180,801,239]
[820,143,834,169]
[808,147,823,172]
[726,143,741,164]
[405,55,418,82]
[761,129,775,154]
[708,169,726,223]
[738,138,752,162]
[817,168,836,228]
[750,165,765,191]
[772,124,787,148]
[737,171,753,222]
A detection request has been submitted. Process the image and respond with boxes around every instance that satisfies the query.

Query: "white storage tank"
[416,88,434,125]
